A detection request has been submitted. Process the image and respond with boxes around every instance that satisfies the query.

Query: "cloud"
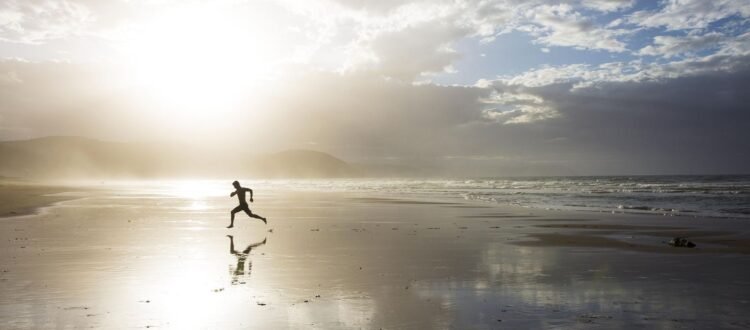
[483,104,559,124]
[274,0,475,79]
[523,4,628,52]
[2,0,745,79]
[717,31,750,56]
[497,30,750,91]
[0,0,655,78]
[327,0,423,14]
[1,1,749,175]
[4,55,749,175]
[472,59,750,174]
[0,0,91,44]
[353,20,467,80]
[639,31,726,58]
[629,0,750,30]
[478,84,560,124]
[281,0,633,77]
[580,0,634,12]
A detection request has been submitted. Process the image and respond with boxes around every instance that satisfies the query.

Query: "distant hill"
[0,136,362,179]
[254,150,362,178]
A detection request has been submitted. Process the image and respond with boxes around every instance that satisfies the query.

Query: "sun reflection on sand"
[111,238,273,329]
[156,264,222,328]
[185,200,209,211]
[164,180,226,199]
[160,180,226,211]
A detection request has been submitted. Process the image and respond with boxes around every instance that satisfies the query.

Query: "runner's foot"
[226,224,234,228]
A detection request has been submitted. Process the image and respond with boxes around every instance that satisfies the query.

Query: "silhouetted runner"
[227,180,267,228]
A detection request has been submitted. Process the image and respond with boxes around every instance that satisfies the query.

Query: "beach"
[2,181,750,329]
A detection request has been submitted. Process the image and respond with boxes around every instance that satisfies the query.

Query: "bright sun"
[121,4,277,120]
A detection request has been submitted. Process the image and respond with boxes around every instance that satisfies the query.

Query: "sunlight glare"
[122,4,277,120]
[166,180,225,200]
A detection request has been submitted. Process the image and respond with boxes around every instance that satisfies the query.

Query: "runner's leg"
[243,206,267,224]
[228,205,242,228]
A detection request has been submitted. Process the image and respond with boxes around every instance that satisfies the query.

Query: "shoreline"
[379,192,750,255]
[0,180,89,218]
[8,177,748,220]
[463,197,750,221]
[3,180,749,255]
[492,203,750,255]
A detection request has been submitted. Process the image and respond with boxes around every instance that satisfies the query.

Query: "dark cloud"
[483,59,750,174]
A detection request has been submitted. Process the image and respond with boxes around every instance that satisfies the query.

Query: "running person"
[227,180,267,228]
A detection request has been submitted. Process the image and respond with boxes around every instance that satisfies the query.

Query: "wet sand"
[0,180,84,218]
[2,184,750,329]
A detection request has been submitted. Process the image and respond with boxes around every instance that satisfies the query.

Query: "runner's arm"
[246,188,254,202]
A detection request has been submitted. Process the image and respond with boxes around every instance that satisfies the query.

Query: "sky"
[1,0,749,176]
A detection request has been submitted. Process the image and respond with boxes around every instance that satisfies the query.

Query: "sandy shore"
[2,183,750,329]
[0,180,87,218]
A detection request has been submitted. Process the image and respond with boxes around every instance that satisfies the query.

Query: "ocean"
[117,175,750,219]
[455,175,750,219]
[256,175,750,219]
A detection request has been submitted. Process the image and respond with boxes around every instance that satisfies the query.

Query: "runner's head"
[232,180,240,189]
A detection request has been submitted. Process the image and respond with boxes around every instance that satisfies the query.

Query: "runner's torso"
[235,189,248,205]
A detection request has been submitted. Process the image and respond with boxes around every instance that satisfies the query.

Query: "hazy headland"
[0,136,365,180]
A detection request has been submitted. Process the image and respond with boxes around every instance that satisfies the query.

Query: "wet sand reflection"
[2,188,750,329]
[227,235,266,285]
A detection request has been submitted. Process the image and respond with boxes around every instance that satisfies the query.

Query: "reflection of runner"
[227,180,266,228]
[227,235,266,285]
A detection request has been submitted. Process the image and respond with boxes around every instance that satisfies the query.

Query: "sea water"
[266,175,750,219]
[108,175,750,219]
